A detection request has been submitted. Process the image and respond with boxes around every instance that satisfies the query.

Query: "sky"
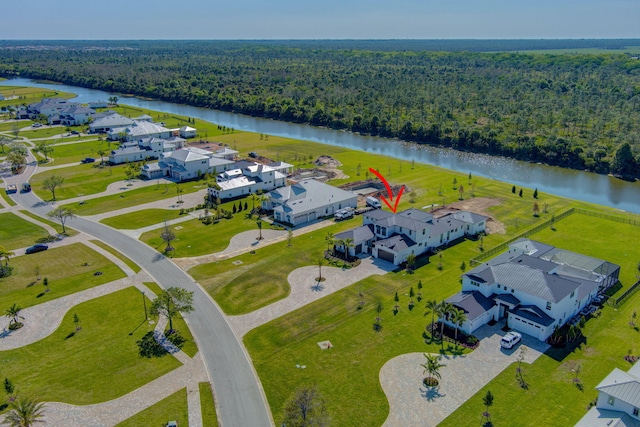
[2,0,639,40]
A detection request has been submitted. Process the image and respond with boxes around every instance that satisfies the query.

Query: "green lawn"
[0,85,75,110]
[100,208,185,229]
[47,139,111,166]
[0,242,126,310]
[0,189,16,207]
[140,208,259,258]
[0,287,181,405]
[116,388,188,427]
[89,240,142,274]
[243,210,640,425]
[0,212,50,250]
[200,382,219,427]
[30,163,129,201]
[63,180,207,215]
[188,218,357,315]
[20,127,69,139]
[17,210,78,236]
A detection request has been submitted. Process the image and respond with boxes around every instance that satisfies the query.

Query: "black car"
[25,244,48,254]
[81,157,96,164]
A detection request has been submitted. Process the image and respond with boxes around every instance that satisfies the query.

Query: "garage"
[508,314,544,340]
[378,249,395,263]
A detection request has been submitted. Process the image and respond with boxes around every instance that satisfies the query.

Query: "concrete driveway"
[380,322,550,427]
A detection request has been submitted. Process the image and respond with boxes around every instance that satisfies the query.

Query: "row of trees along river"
[0,40,638,180]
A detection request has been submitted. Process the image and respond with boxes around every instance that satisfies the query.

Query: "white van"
[366,196,381,209]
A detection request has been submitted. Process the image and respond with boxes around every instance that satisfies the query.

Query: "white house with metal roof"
[208,162,287,201]
[337,208,487,265]
[109,136,186,164]
[142,146,236,181]
[107,120,173,141]
[445,239,620,341]
[263,179,358,227]
[89,113,136,133]
[575,362,640,427]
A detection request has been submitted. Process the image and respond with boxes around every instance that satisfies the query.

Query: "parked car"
[31,123,42,128]
[70,130,80,135]
[25,244,48,254]
[5,184,17,194]
[335,208,354,221]
[248,151,258,158]
[366,196,382,209]
[21,183,31,192]
[500,331,522,349]
[81,157,96,164]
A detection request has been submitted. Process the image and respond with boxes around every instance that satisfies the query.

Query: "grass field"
[0,212,50,250]
[0,243,126,310]
[139,208,259,258]
[18,209,78,236]
[243,209,640,425]
[47,139,110,165]
[188,217,369,315]
[200,382,219,427]
[115,388,188,427]
[100,209,185,229]
[89,240,142,274]
[0,189,16,207]
[30,162,129,201]
[0,85,75,109]
[64,180,208,215]
[0,287,181,405]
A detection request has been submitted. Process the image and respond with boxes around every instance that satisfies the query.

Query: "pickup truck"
[5,184,17,194]
[334,207,355,221]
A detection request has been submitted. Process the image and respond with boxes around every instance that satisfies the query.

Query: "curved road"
[4,159,273,426]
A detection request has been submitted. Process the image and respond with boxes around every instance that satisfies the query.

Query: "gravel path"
[228,257,395,337]
[380,322,549,427]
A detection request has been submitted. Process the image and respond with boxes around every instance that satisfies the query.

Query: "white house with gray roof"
[108,136,186,165]
[263,179,358,227]
[89,113,135,133]
[339,208,487,265]
[107,120,173,141]
[142,146,236,181]
[208,162,287,201]
[445,239,620,341]
[575,362,640,427]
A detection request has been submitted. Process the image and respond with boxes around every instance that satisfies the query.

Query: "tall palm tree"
[325,232,335,255]
[342,238,355,262]
[424,299,438,336]
[3,396,46,426]
[421,353,446,387]
[315,256,325,281]
[449,307,468,344]
[436,301,454,338]
[5,303,24,327]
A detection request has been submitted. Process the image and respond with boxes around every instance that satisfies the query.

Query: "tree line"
[0,40,638,178]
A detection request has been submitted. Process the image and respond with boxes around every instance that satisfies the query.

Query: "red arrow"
[368,168,405,213]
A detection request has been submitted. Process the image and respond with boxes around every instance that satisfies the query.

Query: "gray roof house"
[445,239,620,341]
[108,121,172,141]
[352,208,487,265]
[89,113,136,133]
[575,362,640,427]
[264,179,358,227]
[208,162,286,200]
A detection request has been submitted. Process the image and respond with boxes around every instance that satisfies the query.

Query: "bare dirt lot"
[432,197,506,234]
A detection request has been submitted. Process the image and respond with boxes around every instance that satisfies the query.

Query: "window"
[546,302,552,310]
[608,396,615,406]
[570,291,575,298]
[634,407,639,416]
[497,284,501,289]
[511,289,515,293]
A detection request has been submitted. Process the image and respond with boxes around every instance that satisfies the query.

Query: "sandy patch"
[432,197,506,234]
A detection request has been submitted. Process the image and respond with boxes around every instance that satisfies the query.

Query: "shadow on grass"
[128,318,148,336]
[545,335,588,362]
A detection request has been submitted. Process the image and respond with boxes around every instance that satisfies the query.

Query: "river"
[3,77,640,214]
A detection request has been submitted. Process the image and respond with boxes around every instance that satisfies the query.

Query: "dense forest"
[0,40,639,178]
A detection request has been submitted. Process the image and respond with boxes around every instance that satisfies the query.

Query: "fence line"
[470,208,576,266]
[607,280,640,309]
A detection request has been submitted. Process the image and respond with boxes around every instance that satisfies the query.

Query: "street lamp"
[142,291,148,320]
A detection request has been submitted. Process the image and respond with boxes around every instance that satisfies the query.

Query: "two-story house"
[335,208,487,265]
[575,362,640,426]
[209,161,287,201]
[445,239,620,341]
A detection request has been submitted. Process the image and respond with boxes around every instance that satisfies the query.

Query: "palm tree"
[5,303,24,328]
[482,390,494,426]
[325,232,335,255]
[436,301,454,338]
[421,353,446,387]
[3,396,46,426]
[315,256,325,281]
[342,238,354,262]
[256,218,263,240]
[424,299,438,336]
[449,307,468,344]
[0,245,14,268]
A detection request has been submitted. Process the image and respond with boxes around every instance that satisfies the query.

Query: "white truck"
[334,207,355,221]
[366,196,381,209]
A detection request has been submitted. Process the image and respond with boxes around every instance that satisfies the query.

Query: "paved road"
[5,161,274,426]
